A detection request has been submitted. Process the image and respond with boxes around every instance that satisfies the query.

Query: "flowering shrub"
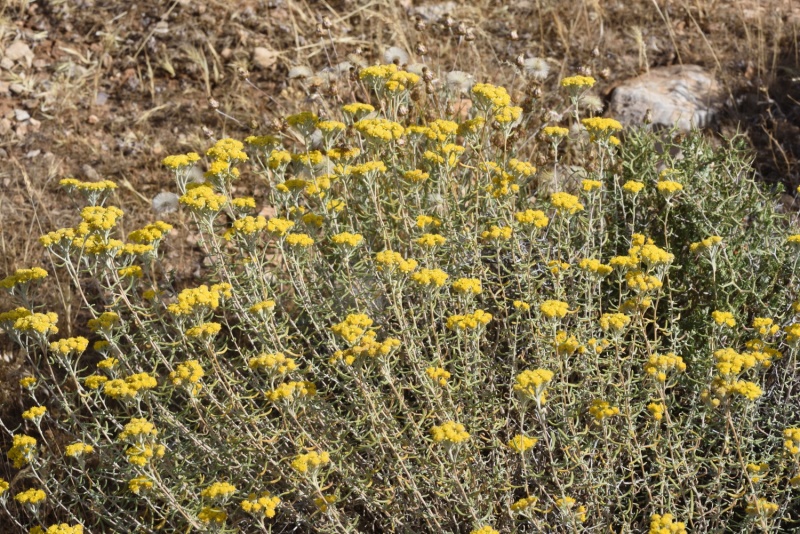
[3,62,800,533]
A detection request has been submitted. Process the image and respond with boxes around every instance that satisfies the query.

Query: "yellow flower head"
[507,434,538,453]
[430,421,470,444]
[540,300,569,319]
[550,192,584,214]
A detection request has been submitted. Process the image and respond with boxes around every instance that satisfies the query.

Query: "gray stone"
[14,109,30,122]
[608,65,724,132]
[4,40,33,63]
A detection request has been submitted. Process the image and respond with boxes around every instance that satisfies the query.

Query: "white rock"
[14,109,30,122]
[4,40,33,63]
[253,47,278,70]
[608,65,724,132]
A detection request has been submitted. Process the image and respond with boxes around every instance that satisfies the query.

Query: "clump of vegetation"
[2,60,800,533]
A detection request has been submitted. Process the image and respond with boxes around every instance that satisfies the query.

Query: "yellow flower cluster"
[118,418,158,441]
[554,496,587,522]
[649,513,687,534]
[244,135,280,148]
[784,428,800,454]
[375,250,418,273]
[711,310,736,327]
[292,151,325,167]
[265,381,316,402]
[14,311,59,336]
[39,227,76,248]
[471,83,511,108]
[656,180,683,197]
[103,373,157,400]
[30,524,84,534]
[118,265,142,278]
[291,450,330,473]
[550,192,584,214]
[430,421,470,444]
[703,378,763,405]
[513,300,531,311]
[581,117,622,135]
[511,496,538,513]
[169,360,204,391]
[713,347,770,376]
[206,138,247,162]
[49,336,89,356]
[240,492,281,518]
[332,232,364,247]
[446,310,492,330]
[416,214,442,229]
[481,225,513,241]
[412,268,449,287]
[644,353,687,382]
[689,235,723,253]
[231,197,256,210]
[60,177,117,192]
[544,126,570,137]
[19,376,37,388]
[330,330,401,365]
[201,482,237,500]
[745,498,779,517]
[514,369,553,403]
[79,205,123,232]
[470,527,499,534]
[589,399,620,420]
[224,216,267,240]
[249,352,297,374]
[22,406,47,421]
[578,258,612,277]
[179,185,227,213]
[168,284,231,315]
[582,179,602,192]
[752,317,779,337]
[64,442,94,458]
[7,434,37,468]
[507,434,538,453]
[425,366,451,386]
[266,217,295,236]
[268,149,292,169]
[354,118,404,142]
[626,270,663,292]
[331,313,374,343]
[554,331,580,356]
[163,152,201,169]
[404,169,429,183]
[128,476,153,495]
[87,311,119,332]
[313,494,337,512]
[342,102,374,117]
[647,402,665,421]
[198,506,227,525]
[125,442,166,467]
[561,75,596,89]
[286,233,314,247]
[249,300,276,314]
[514,209,549,228]
[185,322,222,339]
[540,299,569,319]
[0,267,48,289]
[746,462,769,483]
[452,277,482,295]
[15,488,46,504]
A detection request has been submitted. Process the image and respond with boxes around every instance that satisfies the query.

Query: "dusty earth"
[1,0,800,518]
